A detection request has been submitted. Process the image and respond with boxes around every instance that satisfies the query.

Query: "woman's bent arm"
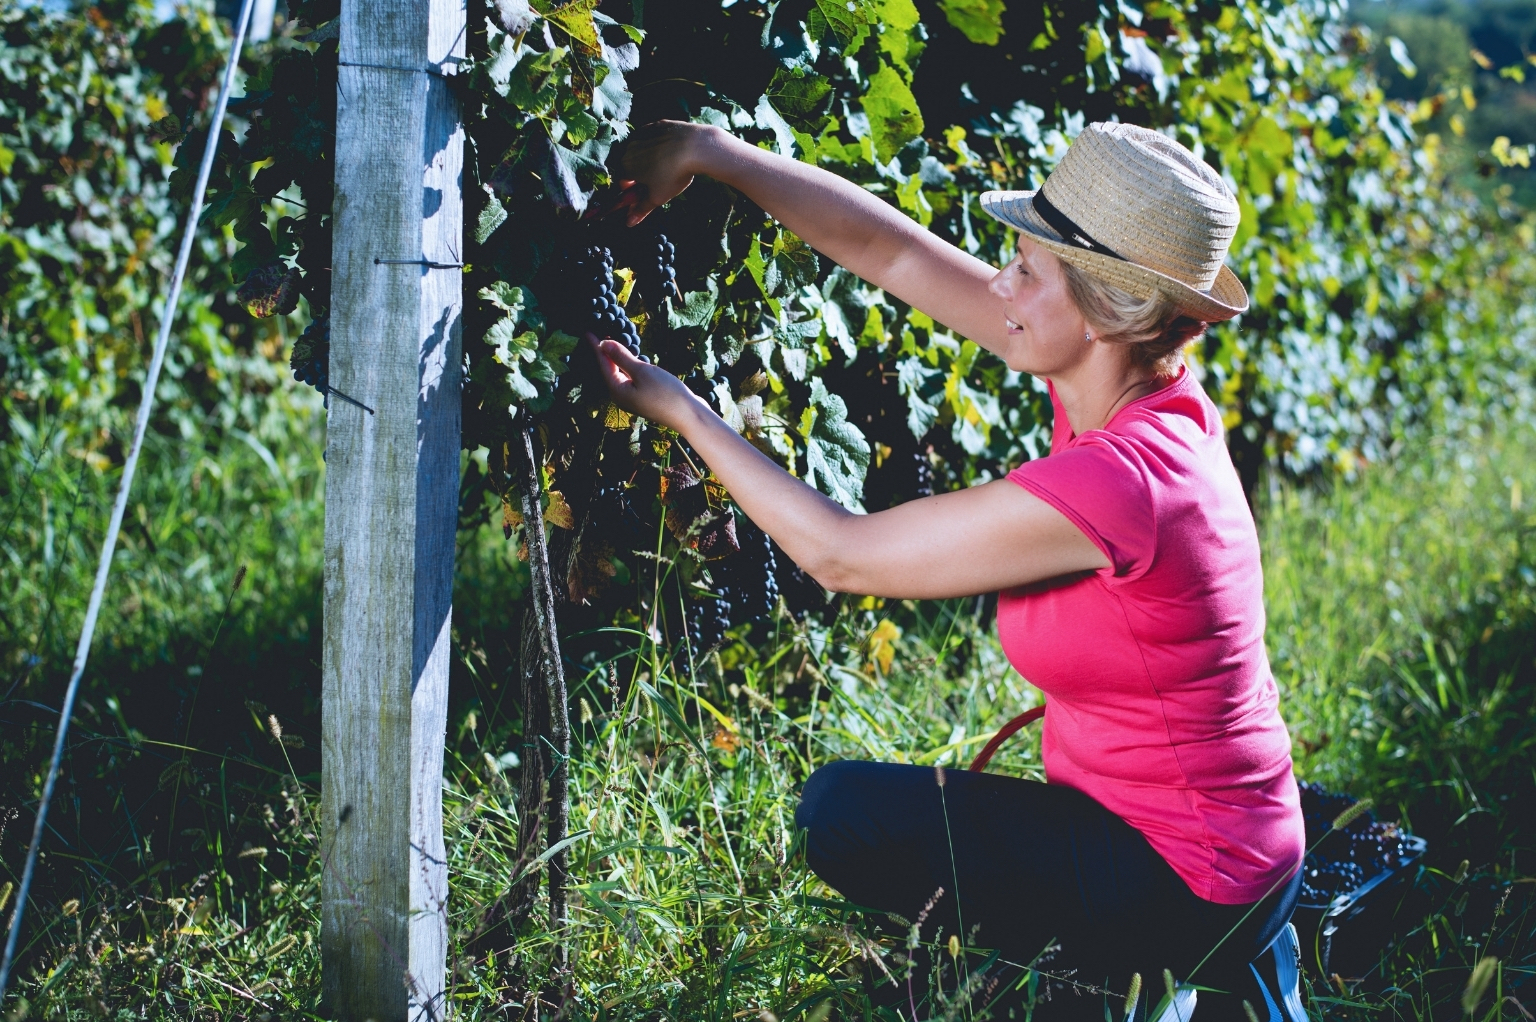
[620,123,1010,357]
[593,339,1107,598]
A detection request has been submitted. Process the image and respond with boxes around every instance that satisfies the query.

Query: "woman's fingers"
[612,120,698,223]
[591,335,689,428]
[594,335,639,369]
[590,335,645,396]
[585,182,645,222]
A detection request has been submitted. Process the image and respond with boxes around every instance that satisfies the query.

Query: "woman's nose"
[987,264,1013,301]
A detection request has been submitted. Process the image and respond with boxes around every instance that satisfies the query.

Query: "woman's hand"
[589,336,710,432]
[610,121,721,226]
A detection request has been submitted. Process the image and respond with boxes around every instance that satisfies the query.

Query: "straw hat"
[979,122,1248,322]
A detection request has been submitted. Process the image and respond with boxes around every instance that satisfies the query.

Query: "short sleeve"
[1007,436,1156,578]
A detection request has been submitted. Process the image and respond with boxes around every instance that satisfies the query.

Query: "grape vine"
[203,0,1508,718]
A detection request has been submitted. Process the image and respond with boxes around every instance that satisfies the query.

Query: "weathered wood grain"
[322,0,463,1016]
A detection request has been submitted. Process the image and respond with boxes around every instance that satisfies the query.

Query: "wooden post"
[321,0,463,1016]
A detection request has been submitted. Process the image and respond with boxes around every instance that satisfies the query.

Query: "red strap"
[968,706,1046,773]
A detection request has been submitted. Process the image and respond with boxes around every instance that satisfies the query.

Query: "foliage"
[0,0,329,999]
[212,0,1536,592]
[1263,405,1536,851]
[0,0,290,442]
[8,410,1536,1019]
[5,0,1536,1015]
[1354,0,1536,207]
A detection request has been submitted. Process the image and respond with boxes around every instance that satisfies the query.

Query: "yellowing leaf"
[545,490,576,529]
[604,403,634,430]
[546,0,601,55]
[502,494,522,540]
[613,266,635,305]
[868,619,901,676]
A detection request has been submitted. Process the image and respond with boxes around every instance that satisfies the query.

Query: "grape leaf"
[475,195,509,243]
[939,0,1006,45]
[860,62,924,164]
[668,282,718,330]
[897,356,942,439]
[765,66,832,125]
[493,0,535,35]
[237,263,302,318]
[810,0,873,52]
[591,59,631,122]
[479,282,525,317]
[545,0,602,57]
[504,46,565,112]
[1240,115,1293,197]
[813,266,880,360]
[567,535,617,604]
[876,0,922,77]
[547,329,578,353]
[533,132,606,214]
[486,317,538,366]
[754,95,809,161]
[804,378,870,509]
[766,232,820,296]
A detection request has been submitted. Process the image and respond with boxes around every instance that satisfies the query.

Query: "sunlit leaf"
[939,0,1005,45]
[804,379,871,509]
[860,62,924,164]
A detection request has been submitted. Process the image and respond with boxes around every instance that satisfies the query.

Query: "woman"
[593,120,1306,1021]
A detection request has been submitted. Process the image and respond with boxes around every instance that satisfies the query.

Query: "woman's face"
[987,234,1092,376]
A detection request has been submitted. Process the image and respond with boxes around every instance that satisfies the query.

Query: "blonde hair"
[1060,261,1209,378]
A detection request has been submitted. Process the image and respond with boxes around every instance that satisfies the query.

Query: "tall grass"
[1262,419,1536,825]
[3,409,1534,1018]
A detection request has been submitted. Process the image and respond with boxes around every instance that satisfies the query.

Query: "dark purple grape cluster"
[686,594,732,654]
[577,244,641,355]
[290,316,329,394]
[1303,858,1368,903]
[683,370,725,412]
[716,518,779,627]
[651,233,677,302]
[1298,781,1415,905]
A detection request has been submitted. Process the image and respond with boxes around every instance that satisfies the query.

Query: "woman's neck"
[1051,360,1175,436]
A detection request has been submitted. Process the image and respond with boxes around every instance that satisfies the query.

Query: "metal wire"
[0,0,257,997]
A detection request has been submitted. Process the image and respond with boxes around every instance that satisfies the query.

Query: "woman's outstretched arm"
[591,338,1106,599]
[614,122,1011,357]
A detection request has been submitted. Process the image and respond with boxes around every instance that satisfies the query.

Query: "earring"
[1084,331,1093,343]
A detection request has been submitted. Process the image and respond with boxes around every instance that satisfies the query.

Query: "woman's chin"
[1003,350,1049,376]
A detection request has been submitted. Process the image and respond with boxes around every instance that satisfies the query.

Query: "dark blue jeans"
[795,760,1302,1015]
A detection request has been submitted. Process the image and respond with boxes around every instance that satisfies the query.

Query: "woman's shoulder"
[1084,367,1225,471]
[1114,366,1218,434]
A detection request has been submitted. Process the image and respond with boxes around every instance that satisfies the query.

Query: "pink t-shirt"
[998,367,1303,905]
